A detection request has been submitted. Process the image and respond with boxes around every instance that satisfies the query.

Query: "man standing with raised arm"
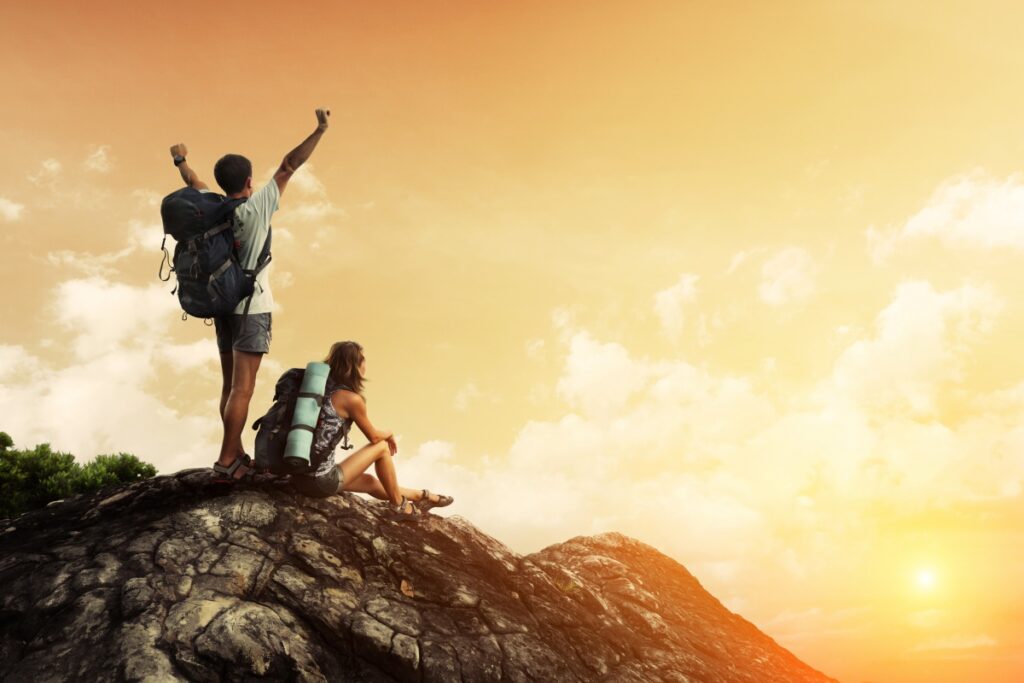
[169,108,331,480]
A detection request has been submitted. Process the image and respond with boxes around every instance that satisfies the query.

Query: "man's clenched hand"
[315,108,330,132]
[169,143,188,159]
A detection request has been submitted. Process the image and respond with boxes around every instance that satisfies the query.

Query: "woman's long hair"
[325,341,365,395]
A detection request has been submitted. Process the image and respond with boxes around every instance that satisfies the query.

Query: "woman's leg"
[342,472,428,503]
[338,441,403,505]
[336,442,442,509]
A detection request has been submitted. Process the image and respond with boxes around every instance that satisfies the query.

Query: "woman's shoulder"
[329,387,363,415]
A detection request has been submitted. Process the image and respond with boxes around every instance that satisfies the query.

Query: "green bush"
[0,432,156,518]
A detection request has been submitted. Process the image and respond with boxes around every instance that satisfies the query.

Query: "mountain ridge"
[0,469,837,682]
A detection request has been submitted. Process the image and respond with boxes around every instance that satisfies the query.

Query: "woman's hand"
[386,435,398,456]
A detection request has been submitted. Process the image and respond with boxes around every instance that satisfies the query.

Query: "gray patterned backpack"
[252,367,353,475]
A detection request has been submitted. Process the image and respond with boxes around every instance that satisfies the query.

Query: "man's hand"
[315,108,330,132]
[169,143,207,190]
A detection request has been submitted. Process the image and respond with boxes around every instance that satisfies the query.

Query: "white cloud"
[726,250,750,274]
[276,270,295,289]
[83,144,113,173]
[0,196,25,221]
[52,277,176,358]
[288,201,347,222]
[0,276,222,473]
[765,607,872,643]
[45,219,159,277]
[287,164,328,196]
[132,189,162,208]
[525,338,546,360]
[453,382,482,412]
[28,158,62,187]
[825,281,1002,419]
[904,171,1024,249]
[555,331,650,417]
[758,247,817,306]
[653,273,699,340]
[726,247,771,275]
[910,633,998,653]
[23,157,110,210]
[396,277,1022,631]
[265,164,345,224]
[0,345,42,380]
[871,170,1024,260]
[866,224,899,265]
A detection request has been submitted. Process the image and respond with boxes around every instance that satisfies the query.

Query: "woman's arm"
[337,391,397,454]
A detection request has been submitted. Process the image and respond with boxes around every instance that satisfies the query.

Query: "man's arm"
[169,143,209,190]
[273,108,330,195]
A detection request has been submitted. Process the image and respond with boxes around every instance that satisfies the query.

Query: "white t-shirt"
[230,180,279,314]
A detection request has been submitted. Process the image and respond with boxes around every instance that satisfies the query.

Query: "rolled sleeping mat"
[284,361,331,471]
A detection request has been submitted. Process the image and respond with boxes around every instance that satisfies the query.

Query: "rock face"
[0,470,836,682]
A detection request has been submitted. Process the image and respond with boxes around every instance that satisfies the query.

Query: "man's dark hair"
[214,154,253,195]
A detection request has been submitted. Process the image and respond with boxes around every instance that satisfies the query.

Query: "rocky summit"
[0,470,836,682]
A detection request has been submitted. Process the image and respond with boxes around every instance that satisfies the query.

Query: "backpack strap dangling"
[158,236,173,282]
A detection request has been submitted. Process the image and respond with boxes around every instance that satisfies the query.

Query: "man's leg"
[217,349,263,467]
[218,351,233,420]
[213,317,234,420]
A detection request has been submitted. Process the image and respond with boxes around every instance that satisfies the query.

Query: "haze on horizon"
[2,2,1024,681]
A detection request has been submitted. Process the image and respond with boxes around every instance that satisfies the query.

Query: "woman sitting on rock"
[290,340,453,516]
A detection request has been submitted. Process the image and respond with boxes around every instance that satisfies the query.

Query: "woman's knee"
[340,472,375,492]
[355,473,377,487]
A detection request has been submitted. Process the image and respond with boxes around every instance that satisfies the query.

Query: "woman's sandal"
[212,453,254,484]
[416,489,454,513]
[389,496,420,517]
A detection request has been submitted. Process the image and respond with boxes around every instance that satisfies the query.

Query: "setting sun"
[915,568,938,592]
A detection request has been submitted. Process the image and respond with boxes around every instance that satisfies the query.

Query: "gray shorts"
[215,313,272,354]
[291,467,343,498]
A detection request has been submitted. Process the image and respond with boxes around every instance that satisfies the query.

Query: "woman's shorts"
[291,466,343,498]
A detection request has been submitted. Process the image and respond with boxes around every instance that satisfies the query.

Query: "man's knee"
[227,385,255,403]
[230,352,262,390]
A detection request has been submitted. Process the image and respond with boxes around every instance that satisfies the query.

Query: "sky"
[2,1,1024,681]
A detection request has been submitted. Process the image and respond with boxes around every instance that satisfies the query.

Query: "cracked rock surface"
[0,470,836,682]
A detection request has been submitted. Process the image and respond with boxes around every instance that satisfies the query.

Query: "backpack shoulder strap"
[207,196,247,232]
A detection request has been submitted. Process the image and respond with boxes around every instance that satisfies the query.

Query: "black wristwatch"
[173,155,186,166]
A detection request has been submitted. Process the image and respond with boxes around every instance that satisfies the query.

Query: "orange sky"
[3,2,1024,681]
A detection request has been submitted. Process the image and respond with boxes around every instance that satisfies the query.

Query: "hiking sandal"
[416,489,454,513]
[212,453,253,483]
[389,496,420,517]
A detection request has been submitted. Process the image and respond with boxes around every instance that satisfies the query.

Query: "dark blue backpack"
[159,187,271,319]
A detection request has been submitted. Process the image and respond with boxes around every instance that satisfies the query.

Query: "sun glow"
[915,568,938,592]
